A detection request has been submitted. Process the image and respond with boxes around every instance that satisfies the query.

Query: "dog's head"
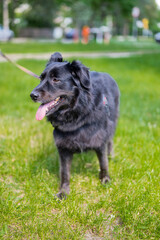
[30,52,90,121]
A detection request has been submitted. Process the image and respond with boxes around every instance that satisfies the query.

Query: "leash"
[0,50,40,79]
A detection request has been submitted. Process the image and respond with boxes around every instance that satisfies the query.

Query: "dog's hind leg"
[57,148,73,199]
[96,145,110,184]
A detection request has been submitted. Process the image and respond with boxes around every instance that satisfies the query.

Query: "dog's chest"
[54,125,107,152]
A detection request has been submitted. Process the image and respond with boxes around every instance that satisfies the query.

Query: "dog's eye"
[52,78,59,83]
[50,73,59,82]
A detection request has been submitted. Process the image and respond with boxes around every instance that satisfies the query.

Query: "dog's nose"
[30,92,39,101]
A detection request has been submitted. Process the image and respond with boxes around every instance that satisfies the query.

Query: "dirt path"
[0,50,159,62]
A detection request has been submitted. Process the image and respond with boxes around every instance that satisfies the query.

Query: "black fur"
[30,52,120,199]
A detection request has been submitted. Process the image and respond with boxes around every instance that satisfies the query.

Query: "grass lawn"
[0,38,160,54]
[0,54,160,239]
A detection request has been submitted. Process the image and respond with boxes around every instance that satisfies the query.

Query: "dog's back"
[90,71,119,122]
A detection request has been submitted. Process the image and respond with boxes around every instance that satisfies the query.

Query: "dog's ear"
[70,60,90,90]
[47,52,63,66]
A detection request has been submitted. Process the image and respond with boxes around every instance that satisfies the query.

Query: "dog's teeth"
[45,97,61,114]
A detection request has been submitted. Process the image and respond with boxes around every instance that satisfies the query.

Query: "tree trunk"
[3,0,9,29]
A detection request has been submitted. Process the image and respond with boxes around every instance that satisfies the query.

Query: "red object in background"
[81,26,90,44]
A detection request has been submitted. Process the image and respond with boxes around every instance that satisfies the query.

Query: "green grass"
[0,38,160,54]
[0,54,160,239]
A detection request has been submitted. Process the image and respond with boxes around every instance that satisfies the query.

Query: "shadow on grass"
[29,142,102,179]
[28,140,120,192]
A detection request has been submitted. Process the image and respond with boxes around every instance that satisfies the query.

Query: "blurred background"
[0,0,160,43]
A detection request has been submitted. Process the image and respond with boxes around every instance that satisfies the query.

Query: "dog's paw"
[56,191,67,200]
[101,175,111,184]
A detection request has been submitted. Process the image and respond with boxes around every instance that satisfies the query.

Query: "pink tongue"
[36,101,54,121]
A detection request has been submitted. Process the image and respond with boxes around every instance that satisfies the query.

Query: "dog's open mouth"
[36,97,63,121]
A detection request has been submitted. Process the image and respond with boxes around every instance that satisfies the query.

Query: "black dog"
[30,52,120,199]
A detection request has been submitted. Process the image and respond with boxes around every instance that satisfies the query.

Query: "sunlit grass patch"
[0,38,160,54]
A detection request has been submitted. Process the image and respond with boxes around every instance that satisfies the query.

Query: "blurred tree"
[111,0,134,35]
[80,0,159,34]
[0,1,3,26]
[55,0,92,27]
[60,0,134,34]
[1,0,159,35]
[8,0,24,29]
[74,0,134,34]
[6,0,57,29]
[136,0,159,31]
[22,0,57,28]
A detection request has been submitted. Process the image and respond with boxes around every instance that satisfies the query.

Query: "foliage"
[0,0,57,29]
[136,0,159,31]
[22,0,57,28]
[1,0,160,34]
[0,1,2,26]
[54,0,160,34]
[0,44,160,239]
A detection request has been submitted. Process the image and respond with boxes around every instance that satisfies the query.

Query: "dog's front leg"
[57,148,73,199]
[96,145,110,184]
